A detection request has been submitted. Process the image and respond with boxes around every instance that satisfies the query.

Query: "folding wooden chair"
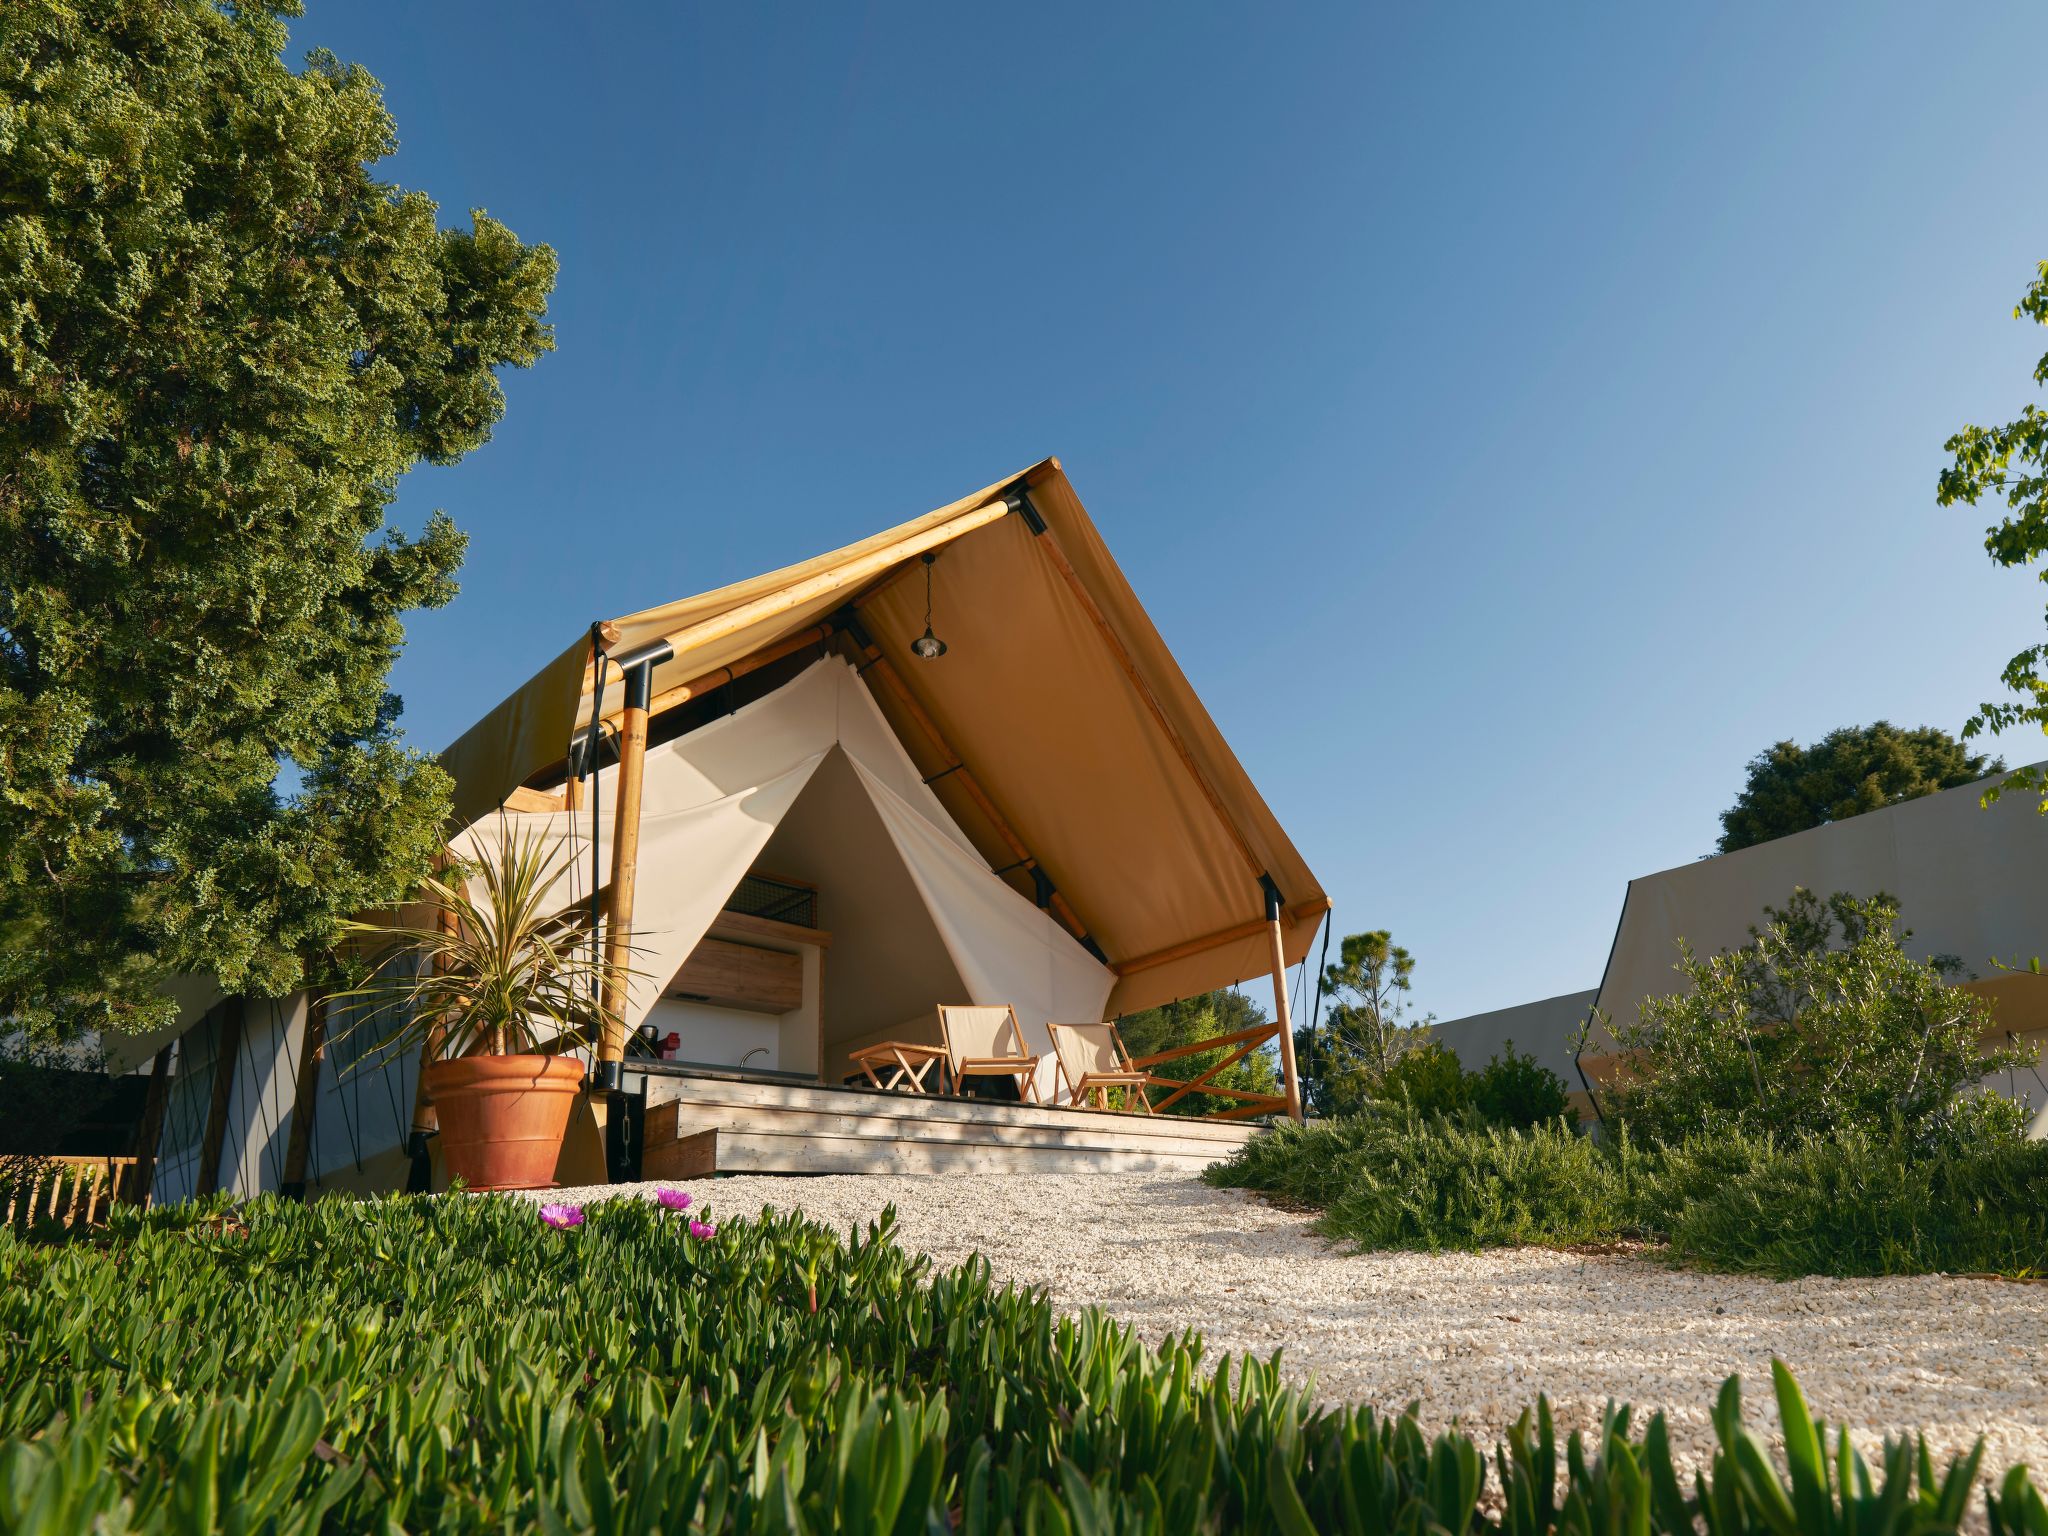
[1047,1022,1154,1112]
[937,1004,1040,1103]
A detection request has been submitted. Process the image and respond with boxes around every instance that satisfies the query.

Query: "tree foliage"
[1116,988,1278,1117]
[1294,929,1432,1117]
[0,1,556,1040]
[1604,888,2030,1144]
[1716,722,2000,853]
[1939,258,2048,810]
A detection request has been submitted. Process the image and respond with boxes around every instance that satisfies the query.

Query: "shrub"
[1604,889,2033,1144]
[1647,1127,2048,1279]
[1212,1114,2048,1279]
[0,1193,2037,1532]
[1469,1041,1575,1130]
[1380,1039,1471,1117]
[1212,1112,1624,1252]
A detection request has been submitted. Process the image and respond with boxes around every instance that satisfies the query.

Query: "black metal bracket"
[1259,872,1285,922]
[1004,483,1048,535]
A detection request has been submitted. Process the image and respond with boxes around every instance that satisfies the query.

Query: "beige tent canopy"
[441,458,1328,1023]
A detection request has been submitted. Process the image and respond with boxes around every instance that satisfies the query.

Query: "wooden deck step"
[636,1071,1264,1177]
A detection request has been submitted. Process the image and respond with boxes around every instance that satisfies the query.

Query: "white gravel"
[520,1172,2048,1478]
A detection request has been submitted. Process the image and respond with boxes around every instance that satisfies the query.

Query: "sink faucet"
[740,1048,770,1070]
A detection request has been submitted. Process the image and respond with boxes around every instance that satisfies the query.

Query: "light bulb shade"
[911,629,948,659]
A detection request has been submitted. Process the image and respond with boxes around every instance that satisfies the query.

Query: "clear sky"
[293,3,2048,1023]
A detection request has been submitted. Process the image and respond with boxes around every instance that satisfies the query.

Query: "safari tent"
[132,459,1329,1197]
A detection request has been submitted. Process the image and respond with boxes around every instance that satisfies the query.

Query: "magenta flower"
[688,1219,717,1240]
[656,1188,692,1212]
[540,1203,585,1230]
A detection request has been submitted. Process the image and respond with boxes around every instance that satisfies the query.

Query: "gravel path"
[521,1173,2048,1477]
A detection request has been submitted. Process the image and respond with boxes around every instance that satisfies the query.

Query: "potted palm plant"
[332,824,627,1192]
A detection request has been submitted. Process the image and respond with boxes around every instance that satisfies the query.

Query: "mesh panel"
[724,873,816,929]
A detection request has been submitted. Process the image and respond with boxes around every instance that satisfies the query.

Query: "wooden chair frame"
[937,1004,1040,1104]
[1047,1022,1155,1113]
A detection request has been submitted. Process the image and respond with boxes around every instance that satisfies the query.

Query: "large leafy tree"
[1940,260,2048,809]
[0,1,556,1041]
[1716,723,2000,853]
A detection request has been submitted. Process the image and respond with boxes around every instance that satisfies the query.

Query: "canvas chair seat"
[1047,1021,1153,1112]
[937,1004,1039,1103]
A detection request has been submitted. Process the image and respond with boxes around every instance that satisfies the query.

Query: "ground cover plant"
[5,1195,2044,1533]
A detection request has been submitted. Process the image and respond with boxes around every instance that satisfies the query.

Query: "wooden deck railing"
[1127,1022,1291,1121]
[1,1155,146,1232]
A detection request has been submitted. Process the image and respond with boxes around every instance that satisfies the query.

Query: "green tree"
[1295,930,1432,1117]
[1940,258,2048,809]
[1605,888,2031,1144]
[1117,989,1279,1118]
[0,1,556,1042]
[1716,723,2000,853]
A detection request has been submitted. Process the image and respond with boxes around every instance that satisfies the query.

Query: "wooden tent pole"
[598,663,654,1075]
[195,997,245,1196]
[279,995,327,1200]
[1264,889,1304,1123]
[127,1042,175,1208]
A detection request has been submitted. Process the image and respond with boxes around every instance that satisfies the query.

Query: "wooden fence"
[1128,1022,1291,1120]
[1,1155,146,1233]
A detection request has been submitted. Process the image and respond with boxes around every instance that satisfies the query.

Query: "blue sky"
[296,3,2048,1023]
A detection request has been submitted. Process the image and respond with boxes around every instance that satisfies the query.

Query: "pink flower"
[540,1203,584,1230]
[688,1219,717,1240]
[656,1188,692,1212]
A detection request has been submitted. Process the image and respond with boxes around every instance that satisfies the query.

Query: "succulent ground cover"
[2,1192,2044,1532]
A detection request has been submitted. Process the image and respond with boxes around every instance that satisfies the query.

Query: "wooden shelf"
[707,910,831,949]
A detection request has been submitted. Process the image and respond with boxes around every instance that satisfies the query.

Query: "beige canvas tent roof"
[440,458,1327,1017]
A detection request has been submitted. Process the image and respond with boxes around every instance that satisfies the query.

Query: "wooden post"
[195,997,245,1196]
[127,1042,175,1208]
[1264,886,1304,1123]
[279,996,328,1200]
[599,661,654,1072]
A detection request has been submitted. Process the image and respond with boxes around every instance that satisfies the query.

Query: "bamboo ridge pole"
[577,502,1012,698]
[597,622,833,728]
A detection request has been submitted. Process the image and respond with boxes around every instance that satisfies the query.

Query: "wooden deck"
[632,1071,1264,1177]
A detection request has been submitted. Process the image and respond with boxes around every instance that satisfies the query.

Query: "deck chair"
[1047,1022,1154,1113]
[937,1004,1040,1103]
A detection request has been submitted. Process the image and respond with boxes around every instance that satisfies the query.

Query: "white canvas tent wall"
[446,657,1113,1097]
[1581,768,2048,1114]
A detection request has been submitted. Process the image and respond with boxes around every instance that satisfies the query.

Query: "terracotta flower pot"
[424,1054,585,1192]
